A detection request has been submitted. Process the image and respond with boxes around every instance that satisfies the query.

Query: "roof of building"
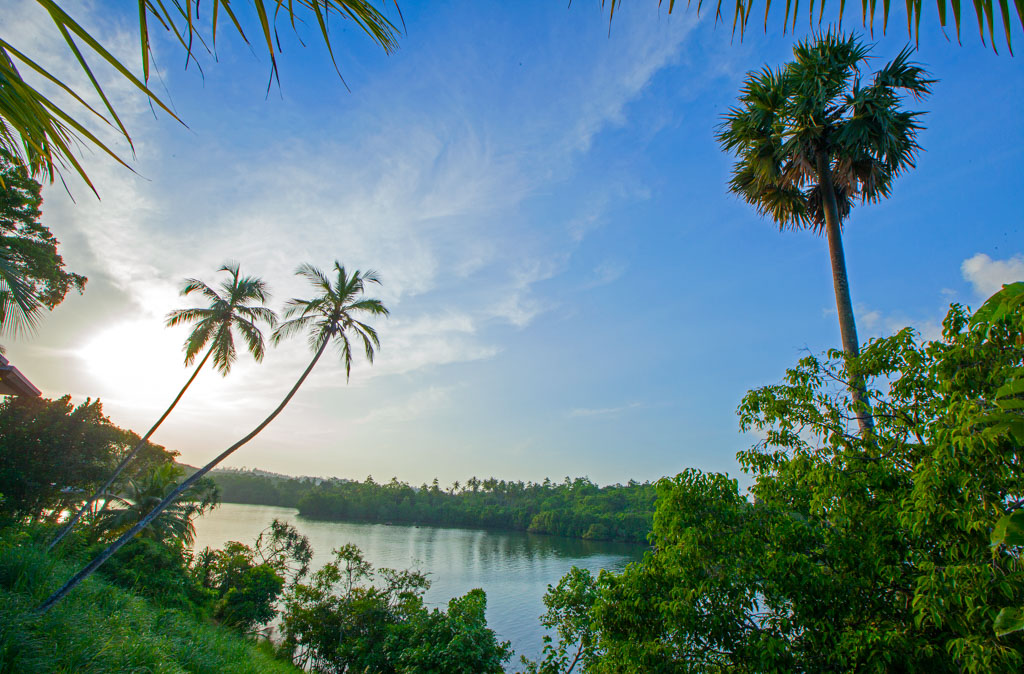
[0,354,42,396]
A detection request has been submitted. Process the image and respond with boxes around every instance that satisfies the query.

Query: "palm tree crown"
[166,262,278,374]
[273,263,389,379]
[717,32,933,234]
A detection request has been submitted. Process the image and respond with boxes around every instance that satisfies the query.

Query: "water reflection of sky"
[192,503,645,665]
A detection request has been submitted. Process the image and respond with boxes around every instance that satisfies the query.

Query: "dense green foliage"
[98,536,218,614]
[282,543,511,673]
[193,519,313,631]
[0,530,298,673]
[0,395,174,521]
[251,473,657,543]
[4,509,512,672]
[211,467,658,543]
[530,286,1024,672]
[95,463,219,547]
[210,468,321,506]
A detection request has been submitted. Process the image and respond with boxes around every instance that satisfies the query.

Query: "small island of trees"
[212,469,658,543]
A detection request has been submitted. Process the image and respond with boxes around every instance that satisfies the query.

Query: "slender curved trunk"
[817,151,874,433]
[37,339,329,614]
[47,347,216,551]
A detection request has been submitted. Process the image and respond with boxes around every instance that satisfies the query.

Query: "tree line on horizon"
[212,470,658,544]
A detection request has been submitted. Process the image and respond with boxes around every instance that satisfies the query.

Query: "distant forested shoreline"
[206,469,656,543]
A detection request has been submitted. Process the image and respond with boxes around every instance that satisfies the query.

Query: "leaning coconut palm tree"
[48,262,276,550]
[717,32,933,433]
[38,262,387,613]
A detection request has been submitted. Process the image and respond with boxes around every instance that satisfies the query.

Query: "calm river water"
[192,503,645,665]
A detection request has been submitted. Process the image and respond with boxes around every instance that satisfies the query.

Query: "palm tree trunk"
[37,339,329,614]
[817,151,874,433]
[47,346,216,551]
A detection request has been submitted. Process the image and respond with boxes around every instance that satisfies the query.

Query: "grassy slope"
[0,536,298,674]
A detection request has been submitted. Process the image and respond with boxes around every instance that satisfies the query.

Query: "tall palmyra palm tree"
[717,32,933,433]
[38,262,388,613]
[48,262,276,550]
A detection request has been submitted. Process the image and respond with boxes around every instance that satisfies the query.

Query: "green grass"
[0,534,298,673]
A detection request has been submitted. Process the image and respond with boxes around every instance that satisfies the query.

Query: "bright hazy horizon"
[4,0,1022,487]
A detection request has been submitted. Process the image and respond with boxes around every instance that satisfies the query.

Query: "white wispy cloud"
[854,303,943,342]
[962,253,1024,298]
[351,386,454,427]
[9,1,701,466]
[583,260,627,289]
[568,402,644,418]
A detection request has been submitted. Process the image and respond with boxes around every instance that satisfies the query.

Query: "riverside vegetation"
[211,471,657,543]
[0,395,510,671]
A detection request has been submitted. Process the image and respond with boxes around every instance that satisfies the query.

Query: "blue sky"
[5,0,1022,486]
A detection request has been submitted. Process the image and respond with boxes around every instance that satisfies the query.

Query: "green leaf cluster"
[0,531,299,673]
[717,32,933,235]
[280,543,512,672]
[192,519,313,631]
[0,395,174,521]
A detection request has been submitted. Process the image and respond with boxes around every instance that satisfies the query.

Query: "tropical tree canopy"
[273,263,389,379]
[0,1,403,191]
[93,462,218,547]
[529,282,1024,672]
[0,395,171,520]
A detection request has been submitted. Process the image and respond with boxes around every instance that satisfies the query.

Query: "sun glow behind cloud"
[78,319,186,408]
